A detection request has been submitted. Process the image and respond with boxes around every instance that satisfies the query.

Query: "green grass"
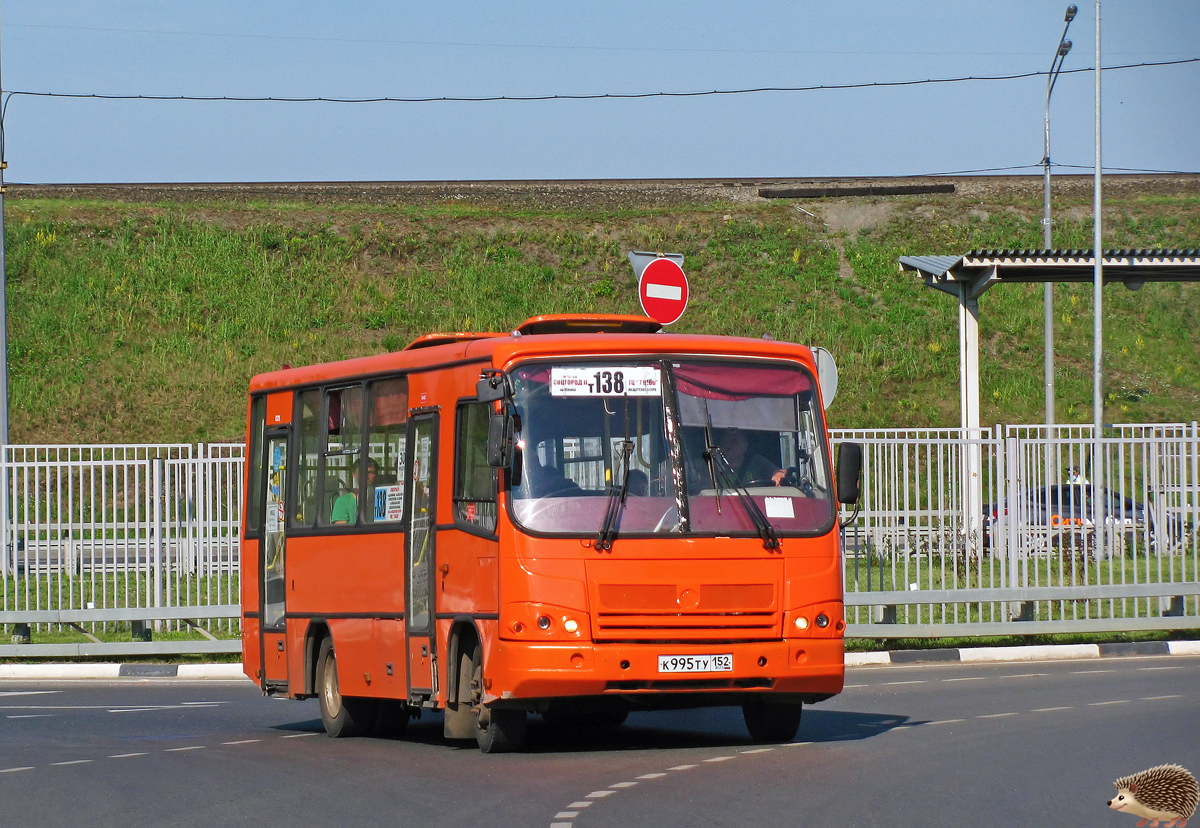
[5,191,1200,443]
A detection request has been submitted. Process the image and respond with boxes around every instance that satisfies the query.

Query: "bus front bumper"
[484,638,844,706]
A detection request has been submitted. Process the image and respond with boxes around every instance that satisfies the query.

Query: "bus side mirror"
[836,442,863,505]
[476,376,506,403]
[486,414,515,468]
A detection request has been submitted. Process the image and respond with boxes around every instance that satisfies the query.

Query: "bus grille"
[593,583,780,642]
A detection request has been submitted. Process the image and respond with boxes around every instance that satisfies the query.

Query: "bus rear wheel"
[317,638,376,738]
[466,642,526,753]
[742,699,802,743]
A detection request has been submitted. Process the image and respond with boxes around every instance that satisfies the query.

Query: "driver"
[715,428,785,487]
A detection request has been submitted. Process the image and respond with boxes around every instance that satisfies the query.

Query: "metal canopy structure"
[899,248,1200,552]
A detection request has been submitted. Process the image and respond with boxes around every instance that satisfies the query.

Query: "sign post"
[628,251,689,326]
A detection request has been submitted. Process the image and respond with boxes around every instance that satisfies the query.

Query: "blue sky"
[3,1,1197,183]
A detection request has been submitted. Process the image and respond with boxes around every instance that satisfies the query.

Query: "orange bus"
[241,314,862,752]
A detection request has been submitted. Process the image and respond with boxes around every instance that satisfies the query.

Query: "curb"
[846,639,1200,667]
[0,663,248,680]
[3,642,1200,679]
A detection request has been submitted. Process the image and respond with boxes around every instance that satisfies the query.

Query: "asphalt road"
[2,656,1197,828]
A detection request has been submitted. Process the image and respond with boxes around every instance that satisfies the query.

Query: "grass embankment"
[6,190,1200,443]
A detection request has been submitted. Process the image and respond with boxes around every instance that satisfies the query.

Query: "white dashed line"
[943,677,986,682]
[843,684,868,688]
[107,753,146,759]
[165,746,205,752]
[885,680,927,685]
[703,756,735,763]
[222,739,261,745]
[610,781,637,789]
[550,822,573,828]
[1137,666,1183,671]
[281,732,320,738]
[1072,669,1114,674]
[783,741,812,747]
[0,767,34,773]
[740,748,774,754]
[928,719,965,725]
[1033,706,1072,712]
[1000,673,1047,679]
[555,813,579,819]
[637,773,667,779]
[976,713,1018,719]
[586,790,615,799]
[50,760,93,766]
[7,714,55,719]
[667,764,698,771]
[1088,700,1130,706]
[566,802,592,809]
[1140,695,1183,700]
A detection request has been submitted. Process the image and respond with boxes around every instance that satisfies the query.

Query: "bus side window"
[454,401,498,533]
[294,389,322,527]
[365,377,408,524]
[245,396,266,533]
[320,385,365,526]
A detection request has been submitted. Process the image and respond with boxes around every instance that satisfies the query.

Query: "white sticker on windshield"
[550,367,661,397]
[764,497,795,519]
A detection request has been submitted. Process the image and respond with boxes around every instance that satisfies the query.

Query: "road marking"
[976,712,1018,719]
[7,714,55,719]
[1140,695,1183,700]
[610,781,637,788]
[943,677,986,682]
[555,813,579,819]
[281,732,320,738]
[928,719,965,725]
[222,739,261,745]
[1088,700,1130,706]
[1072,669,1114,674]
[741,748,774,754]
[891,725,912,730]
[843,684,868,688]
[50,760,94,766]
[783,741,812,747]
[667,764,698,771]
[1033,706,1072,712]
[1000,673,1047,679]
[885,680,927,685]
[0,691,60,698]
[109,708,169,714]
[107,753,146,759]
[703,756,735,763]
[550,823,573,828]
[165,746,205,752]
[637,773,667,779]
[0,767,34,773]
[1137,666,1183,671]
[586,790,614,798]
[566,802,592,809]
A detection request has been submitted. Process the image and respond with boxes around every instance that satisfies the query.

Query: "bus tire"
[742,699,802,743]
[317,638,375,738]
[469,642,526,753]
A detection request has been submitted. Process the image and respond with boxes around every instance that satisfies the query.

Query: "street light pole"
[1042,4,1076,442]
[1092,0,1106,552]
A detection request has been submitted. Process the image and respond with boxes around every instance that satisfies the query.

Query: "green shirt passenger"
[331,458,378,524]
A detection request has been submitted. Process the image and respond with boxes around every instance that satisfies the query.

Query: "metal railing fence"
[833,423,1200,637]
[1,444,243,656]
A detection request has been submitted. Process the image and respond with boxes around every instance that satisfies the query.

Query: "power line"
[3,57,1196,106]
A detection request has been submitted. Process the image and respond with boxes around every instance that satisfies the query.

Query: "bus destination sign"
[549,366,661,397]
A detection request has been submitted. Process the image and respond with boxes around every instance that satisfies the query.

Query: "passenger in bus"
[716,428,785,486]
[331,458,378,524]
[625,468,649,497]
[523,453,582,498]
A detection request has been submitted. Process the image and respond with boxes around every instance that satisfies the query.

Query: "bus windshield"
[509,358,833,538]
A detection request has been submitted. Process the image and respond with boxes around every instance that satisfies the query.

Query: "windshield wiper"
[597,439,634,551]
[706,445,781,551]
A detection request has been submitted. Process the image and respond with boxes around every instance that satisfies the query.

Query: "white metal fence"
[833,423,1200,637]
[0,444,243,656]
[3,427,1199,655]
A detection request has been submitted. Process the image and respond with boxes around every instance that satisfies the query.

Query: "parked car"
[983,484,1178,555]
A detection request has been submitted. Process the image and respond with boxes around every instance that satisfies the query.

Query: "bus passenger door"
[260,431,290,689]
[406,412,439,701]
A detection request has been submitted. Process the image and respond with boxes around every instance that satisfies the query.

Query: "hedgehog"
[1107,764,1198,828]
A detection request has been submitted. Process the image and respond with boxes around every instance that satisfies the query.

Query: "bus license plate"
[657,654,733,673]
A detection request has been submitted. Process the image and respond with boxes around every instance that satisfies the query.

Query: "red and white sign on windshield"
[628,251,689,326]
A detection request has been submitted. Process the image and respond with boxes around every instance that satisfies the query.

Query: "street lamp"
[1042,3,1076,439]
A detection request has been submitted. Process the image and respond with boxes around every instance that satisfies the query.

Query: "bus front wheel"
[467,643,527,753]
[742,699,802,743]
[317,638,376,738]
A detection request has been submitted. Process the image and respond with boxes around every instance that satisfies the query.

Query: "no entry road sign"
[636,256,690,326]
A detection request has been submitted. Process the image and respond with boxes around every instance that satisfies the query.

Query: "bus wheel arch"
[303,620,330,697]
